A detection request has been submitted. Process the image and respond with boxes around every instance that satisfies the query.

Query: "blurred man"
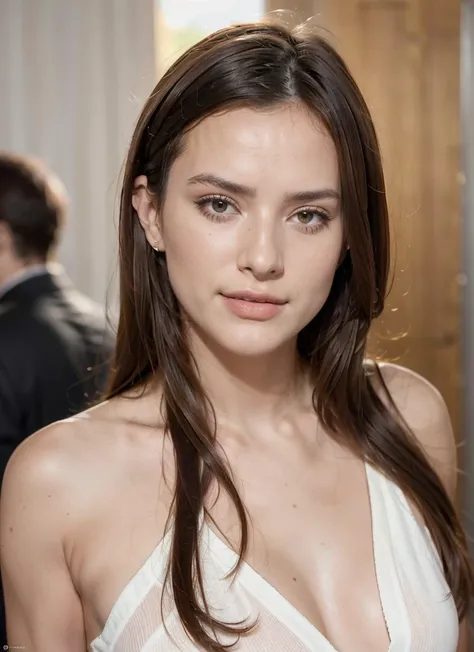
[0,152,115,641]
[0,153,115,478]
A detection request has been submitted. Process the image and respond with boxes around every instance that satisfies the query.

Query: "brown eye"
[194,195,239,222]
[288,207,331,234]
[297,210,315,224]
[212,199,229,213]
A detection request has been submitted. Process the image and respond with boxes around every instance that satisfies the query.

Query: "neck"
[0,257,46,288]
[188,331,312,431]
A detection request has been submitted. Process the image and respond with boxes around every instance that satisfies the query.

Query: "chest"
[205,449,391,652]
[75,446,458,652]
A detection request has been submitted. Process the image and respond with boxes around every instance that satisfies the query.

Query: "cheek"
[166,234,228,280]
[295,240,344,308]
[164,235,202,303]
[163,204,234,271]
[307,259,339,297]
[160,209,231,305]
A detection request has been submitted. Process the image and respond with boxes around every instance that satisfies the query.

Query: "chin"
[186,309,302,359]
[211,325,295,359]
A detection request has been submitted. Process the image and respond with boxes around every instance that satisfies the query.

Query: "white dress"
[89,464,459,652]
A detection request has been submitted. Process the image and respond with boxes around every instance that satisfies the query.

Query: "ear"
[132,175,165,252]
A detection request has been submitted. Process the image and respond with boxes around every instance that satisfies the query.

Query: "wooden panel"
[264,0,463,446]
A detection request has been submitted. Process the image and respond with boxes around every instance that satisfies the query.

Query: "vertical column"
[461,0,474,560]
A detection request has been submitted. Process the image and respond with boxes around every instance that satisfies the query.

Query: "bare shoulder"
[375,361,457,498]
[1,390,169,535]
[0,386,170,648]
[1,402,118,529]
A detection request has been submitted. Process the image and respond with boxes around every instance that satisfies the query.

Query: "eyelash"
[193,194,331,234]
[194,195,236,223]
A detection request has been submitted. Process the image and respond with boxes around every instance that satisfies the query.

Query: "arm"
[0,426,86,651]
[379,363,470,652]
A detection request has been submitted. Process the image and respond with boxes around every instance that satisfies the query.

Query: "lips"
[231,297,275,304]
[221,293,286,321]
[222,291,286,305]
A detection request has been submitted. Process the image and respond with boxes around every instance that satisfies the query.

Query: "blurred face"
[135,103,344,357]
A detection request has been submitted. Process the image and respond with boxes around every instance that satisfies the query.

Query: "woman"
[0,20,471,652]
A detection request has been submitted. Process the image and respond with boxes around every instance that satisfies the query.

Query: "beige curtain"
[0,0,156,307]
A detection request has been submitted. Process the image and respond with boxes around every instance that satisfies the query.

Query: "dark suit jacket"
[0,270,115,482]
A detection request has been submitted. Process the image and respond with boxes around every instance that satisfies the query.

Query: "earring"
[152,241,159,252]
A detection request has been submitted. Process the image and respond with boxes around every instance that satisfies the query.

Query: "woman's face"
[135,103,344,357]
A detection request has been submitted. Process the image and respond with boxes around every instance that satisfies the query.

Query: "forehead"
[170,104,340,192]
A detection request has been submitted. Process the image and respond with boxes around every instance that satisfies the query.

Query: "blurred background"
[0,0,473,552]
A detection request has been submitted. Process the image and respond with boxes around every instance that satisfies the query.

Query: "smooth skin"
[0,105,468,651]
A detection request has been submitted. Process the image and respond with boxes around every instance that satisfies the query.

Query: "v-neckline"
[205,462,410,652]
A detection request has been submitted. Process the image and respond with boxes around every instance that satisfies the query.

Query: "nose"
[236,215,284,281]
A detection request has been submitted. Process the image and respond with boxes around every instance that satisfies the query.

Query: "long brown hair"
[106,21,472,650]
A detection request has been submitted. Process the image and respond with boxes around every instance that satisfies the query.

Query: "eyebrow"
[188,173,256,198]
[187,173,340,203]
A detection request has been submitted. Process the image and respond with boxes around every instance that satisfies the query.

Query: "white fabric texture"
[89,464,459,651]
